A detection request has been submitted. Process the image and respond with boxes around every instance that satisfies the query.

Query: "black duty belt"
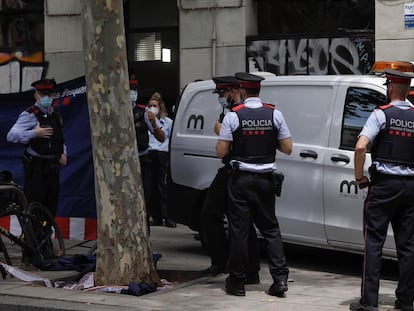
[24,152,58,163]
[376,172,414,180]
[231,168,272,176]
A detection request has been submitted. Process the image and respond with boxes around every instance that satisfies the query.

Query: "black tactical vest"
[371,104,414,167]
[26,106,64,156]
[133,104,150,152]
[232,104,279,164]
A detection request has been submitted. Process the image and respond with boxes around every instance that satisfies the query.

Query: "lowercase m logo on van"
[187,114,204,130]
[340,180,358,195]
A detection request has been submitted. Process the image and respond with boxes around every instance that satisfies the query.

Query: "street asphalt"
[0,224,402,311]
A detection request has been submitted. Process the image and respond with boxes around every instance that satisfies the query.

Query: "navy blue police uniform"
[351,69,414,311]
[200,76,260,281]
[130,79,152,231]
[7,78,64,217]
[219,72,291,297]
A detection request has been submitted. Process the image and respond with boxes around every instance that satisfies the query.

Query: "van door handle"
[331,154,350,164]
[299,150,318,159]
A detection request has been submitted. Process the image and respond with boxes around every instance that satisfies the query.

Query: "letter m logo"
[340,180,358,194]
[187,115,204,130]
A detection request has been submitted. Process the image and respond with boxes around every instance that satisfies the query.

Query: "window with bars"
[0,1,44,51]
[128,32,162,62]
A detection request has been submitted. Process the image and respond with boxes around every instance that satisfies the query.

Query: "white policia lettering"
[242,119,272,127]
[390,118,414,129]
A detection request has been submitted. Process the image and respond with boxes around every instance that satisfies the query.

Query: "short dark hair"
[244,87,260,96]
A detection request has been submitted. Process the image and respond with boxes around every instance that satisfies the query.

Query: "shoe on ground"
[349,300,378,311]
[201,265,227,276]
[225,277,245,296]
[245,273,260,285]
[150,218,163,226]
[164,219,177,228]
[268,280,288,297]
[395,300,414,311]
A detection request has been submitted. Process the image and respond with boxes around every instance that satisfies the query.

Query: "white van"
[168,67,414,258]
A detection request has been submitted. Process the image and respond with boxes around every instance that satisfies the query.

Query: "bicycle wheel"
[25,202,65,269]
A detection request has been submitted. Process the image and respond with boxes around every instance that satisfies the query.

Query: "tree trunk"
[80,0,160,286]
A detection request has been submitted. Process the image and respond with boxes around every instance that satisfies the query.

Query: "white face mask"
[148,106,159,115]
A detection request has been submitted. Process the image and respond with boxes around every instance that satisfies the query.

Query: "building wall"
[375,0,414,61]
[43,1,414,87]
[177,0,257,89]
[44,0,84,82]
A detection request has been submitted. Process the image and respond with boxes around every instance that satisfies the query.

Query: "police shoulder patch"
[263,103,275,110]
[232,104,245,112]
[378,103,393,110]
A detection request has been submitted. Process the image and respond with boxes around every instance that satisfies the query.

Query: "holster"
[368,165,378,184]
[272,171,284,197]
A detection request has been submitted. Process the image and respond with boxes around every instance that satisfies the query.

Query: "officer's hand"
[356,176,369,189]
[146,111,157,128]
[59,154,67,166]
[214,121,221,136]
[35,122,53,138]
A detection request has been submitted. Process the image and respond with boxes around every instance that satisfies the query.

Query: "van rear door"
[169,80,224,229]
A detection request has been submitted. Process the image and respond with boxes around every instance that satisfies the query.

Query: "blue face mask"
[130,90,138,104]
[218,97,228,109]
[39,96,53,108]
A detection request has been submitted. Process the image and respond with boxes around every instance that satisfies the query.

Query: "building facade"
[1,0,414,109]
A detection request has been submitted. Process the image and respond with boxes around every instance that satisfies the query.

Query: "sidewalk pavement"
[0,224,401,311]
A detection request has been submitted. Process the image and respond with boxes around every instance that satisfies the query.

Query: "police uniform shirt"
[147,116,173,152]
[359,100,414,176]
[7,103,67,158]
[220,97,291,173]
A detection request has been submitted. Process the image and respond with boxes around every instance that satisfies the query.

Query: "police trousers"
[227,170,288,283]
[200,165,260,273]
[148,150,169,220]
[361,174,414,307]
[23,153,60,217]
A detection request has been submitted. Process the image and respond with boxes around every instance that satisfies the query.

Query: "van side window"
[340,87,386,151]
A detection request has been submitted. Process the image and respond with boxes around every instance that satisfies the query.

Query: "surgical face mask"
[218,97,229,109]
[148,106,159,115]
[130,90,138,103]
[39,96,53,108]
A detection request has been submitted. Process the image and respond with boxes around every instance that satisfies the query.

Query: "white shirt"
[147,115,172,152]
[359,100,414,176]
[219,97,291,172]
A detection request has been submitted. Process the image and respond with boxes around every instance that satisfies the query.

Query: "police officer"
[350,69,414,311]
[7,78,66,218]
[216,72,292,297]
[146,92,176,228]
[200,76,260,283]
[130,79,152,230]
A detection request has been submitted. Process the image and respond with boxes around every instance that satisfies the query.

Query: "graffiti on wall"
[0,52,46,94]
[247,36,374,75]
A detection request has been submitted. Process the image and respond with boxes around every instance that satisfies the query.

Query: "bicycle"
[0,170,65,271]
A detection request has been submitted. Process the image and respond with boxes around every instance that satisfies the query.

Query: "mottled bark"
[80,0,160,286]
